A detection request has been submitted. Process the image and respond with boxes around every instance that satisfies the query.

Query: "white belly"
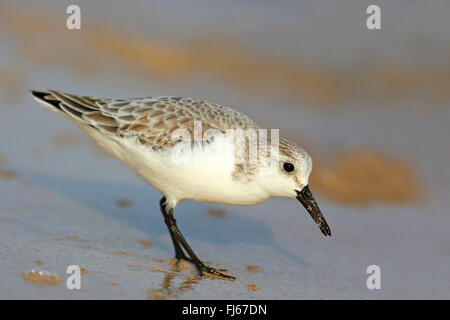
[82,125,271,207]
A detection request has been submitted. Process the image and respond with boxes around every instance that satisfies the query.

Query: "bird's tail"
[30,89,63,113]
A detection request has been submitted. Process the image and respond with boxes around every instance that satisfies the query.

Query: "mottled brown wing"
[34,90,259,151]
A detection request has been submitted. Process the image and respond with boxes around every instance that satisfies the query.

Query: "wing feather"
[32,89,259,151]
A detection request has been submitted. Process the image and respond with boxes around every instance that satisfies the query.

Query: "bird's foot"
[171,255,233,279]
[196,263,235,280]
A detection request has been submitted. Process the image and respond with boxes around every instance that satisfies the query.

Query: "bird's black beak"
[296,186,331,237]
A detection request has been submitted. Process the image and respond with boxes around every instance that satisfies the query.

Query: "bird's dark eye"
[283,162,295,172]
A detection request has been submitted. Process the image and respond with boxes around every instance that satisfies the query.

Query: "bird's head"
[260,138,331,237]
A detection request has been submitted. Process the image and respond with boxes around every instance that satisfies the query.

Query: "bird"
[31,89,331,280]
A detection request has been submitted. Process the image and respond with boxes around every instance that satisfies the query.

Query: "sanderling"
[31,89,331,279]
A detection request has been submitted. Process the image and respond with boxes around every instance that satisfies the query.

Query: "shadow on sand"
[21,171,308,267]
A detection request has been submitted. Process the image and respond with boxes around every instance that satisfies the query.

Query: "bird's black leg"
[159,197,235,280]
[160,197,190,262]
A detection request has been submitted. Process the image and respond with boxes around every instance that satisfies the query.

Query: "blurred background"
[0,1,449,299]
